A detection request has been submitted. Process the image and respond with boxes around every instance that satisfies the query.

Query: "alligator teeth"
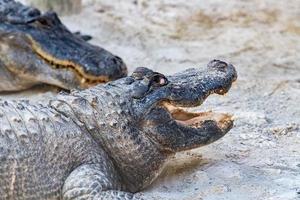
[81,78,86,84]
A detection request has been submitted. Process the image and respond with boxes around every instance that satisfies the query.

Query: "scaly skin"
[0,0,127,91]
[0,60,237,199]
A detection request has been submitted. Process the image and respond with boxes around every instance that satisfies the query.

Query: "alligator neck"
[50,85,171,192]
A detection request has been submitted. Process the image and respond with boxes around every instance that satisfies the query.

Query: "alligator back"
[0,99,98,199]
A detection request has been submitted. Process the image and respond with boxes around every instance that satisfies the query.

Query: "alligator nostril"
[112,57,118,65]
[207,59,228,71]
[107,56,127,76]
[116,57,127,73]
[26,8,41,18]
[106,57,121,67]
[115,56,123,62]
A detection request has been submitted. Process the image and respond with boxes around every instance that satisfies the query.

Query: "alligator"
[0,0,127,92]
[0,60,237,199]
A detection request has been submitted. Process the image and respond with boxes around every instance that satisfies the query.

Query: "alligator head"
[135,60,237,152]
[76,59,237,192]
[0,1,127,91]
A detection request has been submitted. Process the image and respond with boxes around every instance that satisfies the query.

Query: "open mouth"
[29,36,109,86]
[157,64,237,132]
[161,102,233,131]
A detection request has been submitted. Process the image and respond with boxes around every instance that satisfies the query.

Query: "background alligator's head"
[80,59,237,192]
[0,9,127,90]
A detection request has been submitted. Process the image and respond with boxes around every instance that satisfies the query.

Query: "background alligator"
[0,0,127,92]
[0,60,236,199]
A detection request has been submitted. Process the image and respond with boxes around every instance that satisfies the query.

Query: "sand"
[2,0,300,199]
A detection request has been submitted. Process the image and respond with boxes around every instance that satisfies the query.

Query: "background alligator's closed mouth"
[29,36,109,86]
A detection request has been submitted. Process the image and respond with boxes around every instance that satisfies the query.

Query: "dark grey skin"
[0,0,127,91]
[0,60,237,199]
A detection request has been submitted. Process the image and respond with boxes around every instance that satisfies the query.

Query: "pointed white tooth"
[81,78,86,84]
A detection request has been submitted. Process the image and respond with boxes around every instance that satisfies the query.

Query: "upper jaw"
[30,37,127,88]
[164,60,237,106]
[136,60,237,115]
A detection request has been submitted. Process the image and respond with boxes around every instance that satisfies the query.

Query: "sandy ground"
[2,0,300,199]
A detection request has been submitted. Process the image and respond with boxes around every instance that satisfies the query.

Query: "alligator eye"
[150,74,168,87]
[37,18,51,26]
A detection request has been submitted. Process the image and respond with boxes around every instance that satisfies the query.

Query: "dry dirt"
[3,0,300,199]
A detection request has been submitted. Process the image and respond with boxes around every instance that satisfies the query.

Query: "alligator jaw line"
[28,36,109,85]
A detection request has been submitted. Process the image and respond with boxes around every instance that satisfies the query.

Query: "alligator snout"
[106,56,128,79]
[207,59,228,70]
[207,59,238,83]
